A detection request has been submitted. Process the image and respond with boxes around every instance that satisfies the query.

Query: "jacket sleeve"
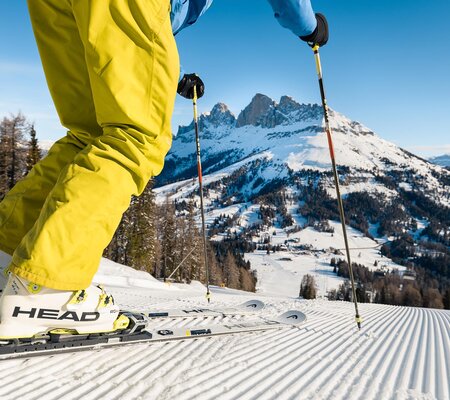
[171,0,213,36]
[266,0,317,37]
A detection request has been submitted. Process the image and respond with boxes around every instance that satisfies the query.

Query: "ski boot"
[0,273,127,339]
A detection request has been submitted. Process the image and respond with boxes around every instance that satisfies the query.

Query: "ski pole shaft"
[193,86,211,303]
[311,45,362,329]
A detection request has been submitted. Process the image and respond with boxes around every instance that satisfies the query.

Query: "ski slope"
[0,260,448,400]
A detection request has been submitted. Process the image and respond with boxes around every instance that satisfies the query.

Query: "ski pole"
[192,85,211,303]
[167,245,199,281]
[311,44,362,330]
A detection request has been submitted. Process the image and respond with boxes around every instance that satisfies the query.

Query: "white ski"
[0,310,306,360]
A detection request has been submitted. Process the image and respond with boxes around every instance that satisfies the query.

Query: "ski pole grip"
[193,86,198,121]
[193,85,198,102]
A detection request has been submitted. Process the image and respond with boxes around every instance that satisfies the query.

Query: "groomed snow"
[0,259,448,400]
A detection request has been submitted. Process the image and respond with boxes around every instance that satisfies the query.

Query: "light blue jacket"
[171,0,317,37]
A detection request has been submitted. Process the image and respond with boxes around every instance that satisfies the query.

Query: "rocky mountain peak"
[176,102,236,138]
[236,94,276,128]
[211,102,229,114]
[177,94,323,137]
[278,95,302,114]
[235,94,323,129]
[206,102,236,127]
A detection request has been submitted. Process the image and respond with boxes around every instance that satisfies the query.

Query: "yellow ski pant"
[0,0,179,290]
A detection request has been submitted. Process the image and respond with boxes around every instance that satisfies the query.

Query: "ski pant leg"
[0,0,103,256]
[10,0,179,290]
[0,137,92,256]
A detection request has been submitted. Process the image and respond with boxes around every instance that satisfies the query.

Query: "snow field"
[0,288,448,400]
[0,248,446,400]
[287,220,405,272]
[247,251,344,297]
[0,256,448,400]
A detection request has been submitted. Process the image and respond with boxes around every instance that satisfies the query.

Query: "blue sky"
[1,0,449,157]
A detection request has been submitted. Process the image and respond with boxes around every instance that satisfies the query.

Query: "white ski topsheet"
[143,299,265,318]
[0,262,448,400]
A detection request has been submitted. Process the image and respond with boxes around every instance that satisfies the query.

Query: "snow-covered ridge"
[158,93,449,209]
[168,94,434,175]
[168,93,437,174]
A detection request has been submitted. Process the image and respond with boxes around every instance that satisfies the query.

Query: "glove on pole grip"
[178,73,205,99]
[300,13,329,47]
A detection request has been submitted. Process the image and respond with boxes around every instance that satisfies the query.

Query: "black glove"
[177,73,205,99]
[300,13,329,47]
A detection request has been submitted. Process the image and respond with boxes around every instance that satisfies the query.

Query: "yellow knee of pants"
[0,0,179,290]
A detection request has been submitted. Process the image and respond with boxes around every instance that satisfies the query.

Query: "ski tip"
[277,310,307,325]
[241,300,265,311]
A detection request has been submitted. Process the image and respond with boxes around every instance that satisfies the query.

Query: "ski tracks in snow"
[0,297,448,400]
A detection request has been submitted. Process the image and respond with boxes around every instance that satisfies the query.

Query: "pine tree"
[174,216,188,282]
[208,243,223,286]
[385,284,402,305]
[422,288,444,309]
[443,289,450,310]
[153,208,163,278]
[224,251,240,289]
[240,268,256,292]
[26,124,42,171]
[126,183,157,274]
[185,199,204,283]
[104,204,131,265]
[104,182,158,275]
[402,284,422,307]
[0,113,29,198]
[299,274,317,299]
[160,197,177,279]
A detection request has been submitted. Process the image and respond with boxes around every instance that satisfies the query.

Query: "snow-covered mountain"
[158,93,448,207]
[430,153,450,168]
[155,94,449,281]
